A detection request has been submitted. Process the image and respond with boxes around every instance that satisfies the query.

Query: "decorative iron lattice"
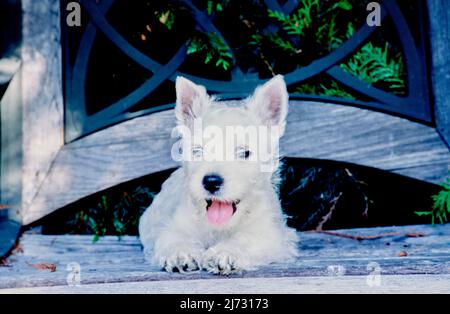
[62,0,432,142]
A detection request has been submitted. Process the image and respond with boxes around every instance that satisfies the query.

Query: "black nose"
[202,174,224,194]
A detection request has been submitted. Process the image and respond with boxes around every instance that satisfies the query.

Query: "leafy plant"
[207,0,228,15]
[316,16,339,51]
[294,17,405,99]
[341,42,406,95]
[148,0,407,98]
[320,81,355,99]
[267,0,352,51]
[71,186,156,243]
[267,34,299,55]
[156,9,175,30]
[317,20,355,52]
[415,177,450,224]
[268,0,320,36]
[187,32,234,70]
[294,84,317,95]
[294,79,356,100]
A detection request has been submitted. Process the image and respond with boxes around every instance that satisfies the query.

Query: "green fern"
[416,177,450,224]
[267,34,298,55]
[320,81,355,99]
[295,80,355,100]
[187,33,234,70]
[71,186,155,243]
[341,42,406,95]
[294,84,317,95]
[206,0,228,15]
[268,0,319,36]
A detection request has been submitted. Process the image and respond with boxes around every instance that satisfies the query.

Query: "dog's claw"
[160,251,202,273]
[201,248,244,275]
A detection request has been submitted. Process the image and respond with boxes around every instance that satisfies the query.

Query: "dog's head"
[173,75,289,228]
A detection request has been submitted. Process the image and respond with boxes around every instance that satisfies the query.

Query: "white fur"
[139,75,299,275]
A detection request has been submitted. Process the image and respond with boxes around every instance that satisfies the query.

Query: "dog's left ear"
[248,75,289,136]
[175,76,210,128]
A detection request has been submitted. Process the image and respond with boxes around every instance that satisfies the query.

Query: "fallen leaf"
[0,258,10,267]
[12,241,23,254]
[28,262,57,272]
[396,251,408,257]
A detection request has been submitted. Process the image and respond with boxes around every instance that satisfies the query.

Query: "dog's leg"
[201,221,299,275]
[201,236,270,275]
[201,242,248,275]
[154,228,204,273]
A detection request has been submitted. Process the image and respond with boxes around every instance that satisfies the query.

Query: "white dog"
[139,75,299,274]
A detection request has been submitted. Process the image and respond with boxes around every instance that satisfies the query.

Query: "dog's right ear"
[175,76,210,127]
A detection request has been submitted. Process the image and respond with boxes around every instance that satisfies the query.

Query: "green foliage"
[258,1,405,97]
[268,0,319,36]
[294,17,405,98]
[267,34,298,55]
[320,81,355,99]
[294,80,356,100]
[317,21,355,52]
[187,33,234,70]
[148,0,408,96]
[251,33,298,55]
[70,186,155,243]
[316,16,339,51]
[155,9,175,30]
[267,0,352,52]
[332,0,353,11]
[207,0,228,15]
[415,177,450,224]
[151,1,234,71]
[294,84,317,95]
[341,42,406,95]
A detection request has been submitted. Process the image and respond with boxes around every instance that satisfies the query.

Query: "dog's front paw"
[201,247,246,275]
[159,250,202,273]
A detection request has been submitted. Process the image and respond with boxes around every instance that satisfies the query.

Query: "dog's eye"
[237,148,251,159]
[192,146,203,158]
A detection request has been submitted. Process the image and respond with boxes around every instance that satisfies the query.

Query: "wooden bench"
[1,0,450,294]
[1,0,448,228]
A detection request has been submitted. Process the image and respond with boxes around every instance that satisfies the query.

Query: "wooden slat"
[0,68,23,222]
[21,101,450,225]
[2,275,450,294]
[427,0,450,147]
[20,0,65,218]
[281,103,449,177]
[0,57,21,85]
[0,224,449,289]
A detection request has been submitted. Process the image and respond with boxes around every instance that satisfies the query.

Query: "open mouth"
[205,199,239,226]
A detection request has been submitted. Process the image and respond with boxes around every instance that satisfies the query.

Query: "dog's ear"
[175,76,210,127]
[248,75,289,136]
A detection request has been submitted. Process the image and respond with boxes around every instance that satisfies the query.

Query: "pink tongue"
[207,201,234,225]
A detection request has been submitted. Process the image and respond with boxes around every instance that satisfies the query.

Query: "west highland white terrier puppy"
[139,75,299,274]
